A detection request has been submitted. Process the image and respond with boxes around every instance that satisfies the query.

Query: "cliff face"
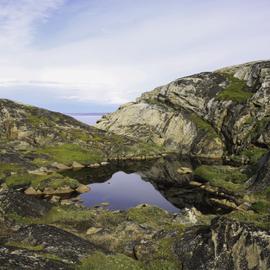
[96,61,270,159]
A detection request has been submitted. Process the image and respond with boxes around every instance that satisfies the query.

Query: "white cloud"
[0,0,65,49]
[0,0,269,108]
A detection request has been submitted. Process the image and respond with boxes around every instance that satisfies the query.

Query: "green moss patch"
[194,165,248,192]
[227,210,270,230]
[127,205,171,227]
[240,146,268,165]
[78,252,143,270]
[35,144,104,165]
[40,206,96,225]
[0,163,24,179]
[190,113,218,139]
[5,172,79,190]
[217,74,252,102]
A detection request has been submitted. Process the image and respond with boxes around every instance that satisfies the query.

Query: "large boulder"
[175,216,270,270]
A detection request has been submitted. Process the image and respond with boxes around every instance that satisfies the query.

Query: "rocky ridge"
[96,60,270,159]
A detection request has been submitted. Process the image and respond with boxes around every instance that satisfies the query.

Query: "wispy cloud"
[0,0,269,110]
[0,0,65,48]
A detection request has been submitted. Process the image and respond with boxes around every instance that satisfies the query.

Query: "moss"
[6,172,79,191]
[227,210,270,230]
[6,241,44,251]
[240,146,268,165]
[251,201,270,214]
[77,252,143,270]
[5,173,35,187]
[190,113,218,139]
[97,210,126,227]
[35,144,104,165]
[59,129,90,142]
[137,236,182,269]
[0,163,25,179]
[194,165,248,192]
[217,74,252,102]
[40,206,96,225]
[146,260,181,270]
[127,205,171,227]
[27,114,51,127]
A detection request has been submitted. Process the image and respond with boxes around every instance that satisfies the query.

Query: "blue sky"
[0,0,269,113]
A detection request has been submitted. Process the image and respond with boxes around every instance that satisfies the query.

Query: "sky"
[0,0,269,113]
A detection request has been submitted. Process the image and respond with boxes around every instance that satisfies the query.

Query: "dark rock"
[9,224,101,262]
[175,217,270,270]
[0,246,73,270]
[0,190,51,218]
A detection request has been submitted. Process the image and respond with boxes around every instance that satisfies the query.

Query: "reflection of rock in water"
[61,155,234,215]
[154,185,233,215]
[138,155,194,186]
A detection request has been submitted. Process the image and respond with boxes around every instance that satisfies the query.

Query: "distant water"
[80,171,179,213]
[67,113,105,125]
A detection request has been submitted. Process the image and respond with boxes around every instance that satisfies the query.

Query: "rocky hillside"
[96,60,270,159]
[0,99,162,193]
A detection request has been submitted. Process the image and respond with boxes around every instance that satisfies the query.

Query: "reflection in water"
[62,155,230,214]
[80,171,179,213]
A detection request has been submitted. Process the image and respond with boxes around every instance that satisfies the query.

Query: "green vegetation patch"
[251,201,270,214]
[5,172,79,190]
[194,165,248,192]
[78,252,143,270]
[227,210,270,230]
[240,146,268,165]
[0,163,25,179]
[40,205,96,225]
[127,205,171,227]
[217,74,252,102]
[35,144,104,165]
[190,113,219,139]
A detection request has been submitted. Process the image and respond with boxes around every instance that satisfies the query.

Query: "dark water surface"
[80,171,180,213]
[62,151,227,214]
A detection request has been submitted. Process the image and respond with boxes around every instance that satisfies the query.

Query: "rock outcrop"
[175,217,270,270]
[97,60,270,159]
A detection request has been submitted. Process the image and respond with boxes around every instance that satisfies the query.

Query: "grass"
[5,172,79,190]
[227,210,270,230]
[217,74,252,102]
[35,144,104,165]
[0,163,24,179]
[78,252,143,270]
[27,114,52,127]
[194,165,248,192]
[127,205,171,227]
[39,206,96,225]
[5,173,36,187]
